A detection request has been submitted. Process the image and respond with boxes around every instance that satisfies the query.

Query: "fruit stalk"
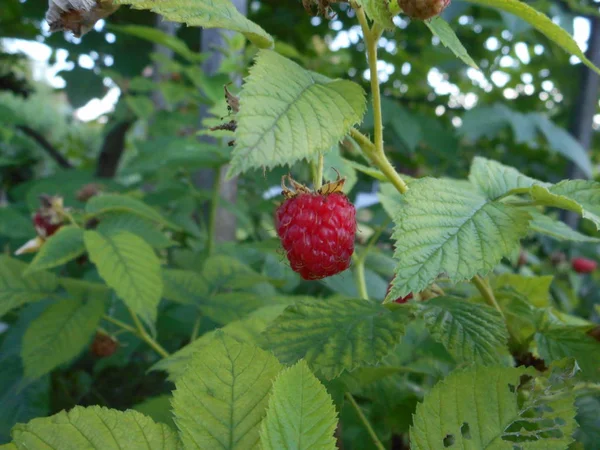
[472,275,505,319]
[345,392,386,450]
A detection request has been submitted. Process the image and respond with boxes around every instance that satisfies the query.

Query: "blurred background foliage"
[1,0,600,448]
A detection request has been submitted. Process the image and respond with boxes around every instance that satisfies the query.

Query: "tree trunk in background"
[152,15,177,110]
[194,0,247,243]
[562,16,600,228]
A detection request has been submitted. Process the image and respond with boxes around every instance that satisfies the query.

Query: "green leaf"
[529,211,600,243]
[263,298,411,379]
[466,0,600,76]
[493,288,540,348]
[152,305,286,380]
[410,366,577,449]
[21,296,105,379]
[0,207,34,239]
[96,213,175,249]
[125,96,154,119]
[115,0,273,49]
[228,50,366,177]
[492,273,553,308]
[0,256,58,318]
[468,157,548,200]
[575,395,600,449]
[109,24,204,62]
[86,194,179,230]
[536,327,600,381]
[199,292,294,325]
[172,332,282,449]
[84,231,163,327]
[202,255,270,290]
[361,0,396,29]
[530,181,600,230]
[25,226,85,275]
[11,406,180,449]
[388,178,531,300]
[418,297,510,366]
[132,395,175,427]
[425,18,479,69]
[162,269,209,305]
[260,360,337,450]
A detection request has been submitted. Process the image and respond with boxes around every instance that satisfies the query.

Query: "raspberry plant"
[1,0,600,449]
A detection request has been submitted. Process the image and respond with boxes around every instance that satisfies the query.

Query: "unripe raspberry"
[33,211,62,238]
[90,332,118,358]
[571,257,597,274]
[276,180,356,280]
[398,0,450,20]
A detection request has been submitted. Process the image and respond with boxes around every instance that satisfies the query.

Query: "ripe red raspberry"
[276,184,356,280]
[398,0,450,20]
[33,212,62,238]
[90,332,119,358]
[572,257,597,274]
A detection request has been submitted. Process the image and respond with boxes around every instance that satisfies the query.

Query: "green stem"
[472,275,504,319]
[102,315,137,334]
[206,167,222,256]
[126,307,170,359]
[314,152,324,190]
[345,393,386,450]
[354,256,368,300]
[190,314,202,341]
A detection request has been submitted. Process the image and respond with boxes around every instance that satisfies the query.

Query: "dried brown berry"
[90,332,118,358]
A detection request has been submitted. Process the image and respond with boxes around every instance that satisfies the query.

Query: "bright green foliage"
[153,305,287,380]
[25,226,85,274]
[115,0,273,48]
[493,288,540,348]
[84,231,163,327]
[466,0,600,75]
[425,18,478,69]
[172,332,282,449]
[492,273,553,308]
[418,297,510,365]
[21,296,105,380]
[260,360,337,450]
[536,328,600,381]
[203,255,269,290]
[228,50,366,177]
[360,0,396,29]
[263,298,411,379]
[96,213,174,249]
[10,406,180,449]
[468,157,548,200]
[410,366,577,449]
[86,194,179,230]
[161,269,209,305]
[0,256,58,318]
[388,178,531,300]
[530,181,600,230]
[528,211,600,243]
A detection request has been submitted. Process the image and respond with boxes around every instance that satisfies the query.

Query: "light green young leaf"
[492,273,553,307]
[172,332,282,450]
[84,231,163,327]
[530,181,600,230]
[528,210,600,243]
[228,50,366,177]
[410,366,577,449]
[425,17,479,69]
[260,360,337,450]
[11,406,180,449]
[536,327,600,381]
[115,0,273,49]
[162,268,209,305]
[467,0,600,75]
[25,226,85,275]
[418,297,510,366]
[361,0,396,29]
[21,296,105,380]
[388,178,531,300]
[0,256,58,318]
[97,212,175,249]
[468,156,549,200]
[86,194,180,230]
[263,298,411,379]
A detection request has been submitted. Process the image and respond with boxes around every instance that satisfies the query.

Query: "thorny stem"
[206,167,222,256]
[472,275,505,319]
[126,307,170,358]
[314,152,324,190]
[345,393,386,450]
[352,4,409,196]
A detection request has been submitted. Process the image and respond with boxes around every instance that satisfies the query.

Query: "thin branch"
[16,125,72,169]
[95,120,134,178]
